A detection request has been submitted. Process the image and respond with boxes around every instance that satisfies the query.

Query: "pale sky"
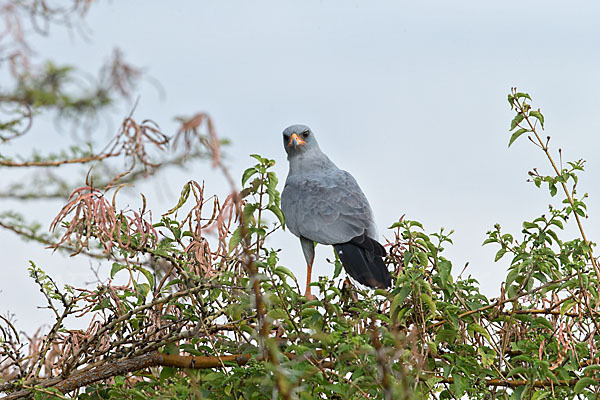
[3,1,600,333]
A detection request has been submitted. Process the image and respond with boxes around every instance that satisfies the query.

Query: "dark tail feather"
[349,232,386,257]
[334,236,391,289]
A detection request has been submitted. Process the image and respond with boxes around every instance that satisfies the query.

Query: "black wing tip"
[334,240,392,289]
[350,232,386,257]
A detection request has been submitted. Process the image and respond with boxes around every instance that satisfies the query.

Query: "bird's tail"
[333,233,391,289]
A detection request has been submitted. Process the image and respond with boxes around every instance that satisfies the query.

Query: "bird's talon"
[304,291,316,301]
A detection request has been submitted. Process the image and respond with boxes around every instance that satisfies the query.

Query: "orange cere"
[288,133,306,147]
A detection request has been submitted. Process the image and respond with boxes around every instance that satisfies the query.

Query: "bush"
[2,3,600,399]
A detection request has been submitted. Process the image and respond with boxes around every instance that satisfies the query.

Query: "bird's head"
[282,124,317,156]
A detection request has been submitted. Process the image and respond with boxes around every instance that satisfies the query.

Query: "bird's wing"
[282,169,376,245]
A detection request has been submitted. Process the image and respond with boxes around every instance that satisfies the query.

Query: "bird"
[280,124,392,298]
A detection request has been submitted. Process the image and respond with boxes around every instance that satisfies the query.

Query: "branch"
[429,273,577,328]
[3,348,593,400]
[1,350,326,399]
[0,149,210,200]
[437,375,582,388]
[0,220,106,260]
[0,154,115,168]
[512,89,600,284]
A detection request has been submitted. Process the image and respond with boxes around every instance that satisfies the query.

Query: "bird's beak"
[288,133,306,149]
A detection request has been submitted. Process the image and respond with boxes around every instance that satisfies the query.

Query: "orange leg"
[304,260,315,300]
[300,237,316,299]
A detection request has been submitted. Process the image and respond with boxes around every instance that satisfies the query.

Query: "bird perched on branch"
[280,124,391,297]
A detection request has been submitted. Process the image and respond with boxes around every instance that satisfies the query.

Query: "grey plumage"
[281,124,391,290]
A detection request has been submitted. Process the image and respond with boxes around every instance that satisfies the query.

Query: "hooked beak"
[288,133,306,149]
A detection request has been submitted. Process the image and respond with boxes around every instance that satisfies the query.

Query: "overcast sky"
[4,1,600,333]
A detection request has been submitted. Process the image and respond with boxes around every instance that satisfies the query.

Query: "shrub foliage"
[1,3,600,400]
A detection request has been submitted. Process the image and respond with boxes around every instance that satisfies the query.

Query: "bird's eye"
[302,131,310,138]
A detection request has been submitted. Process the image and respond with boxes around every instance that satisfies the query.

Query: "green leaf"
[396,285,412,305]
[333,258,342,279]
[416,251,428,266]
[467,323,491,341]
[495,248,507,262]
[266,171,280,206]
[241,167,258,186]
[515,92,532,100]
[250,154,266,163]
[510,114,525,130]
[584,365,600,374]
[138,267,155,288]
[522,221,537,230]
[111,263,127,279]
[550,219,564,229]
[267,308,288,320]
[506,366,528,378]
[436,327,457,344]
[179,343,202,356]
[529,110,545,128]
[420,292,436,314]
[267,204,285,228]
[403,250,413,267]
[452,374,468,397]
[426,376,443,387]
[478,347,496,368]
[508,128,529,147]
[114,376,125,386]
[301,308,321,317]
[163,342,179,355]
[560,299,576,315]
[275,266,296,280]
[391,286,410,318]
[574,377,596,393]
[228,227,243,253]
[160,367,176,384]
[533,316,553,330]
[531,391,550,400]
[438,259,451,287]
[171,225,181,241]
[409,220,424,229]
[136,283,150,298]
[243,203,259,221]
[510,386,526,400]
